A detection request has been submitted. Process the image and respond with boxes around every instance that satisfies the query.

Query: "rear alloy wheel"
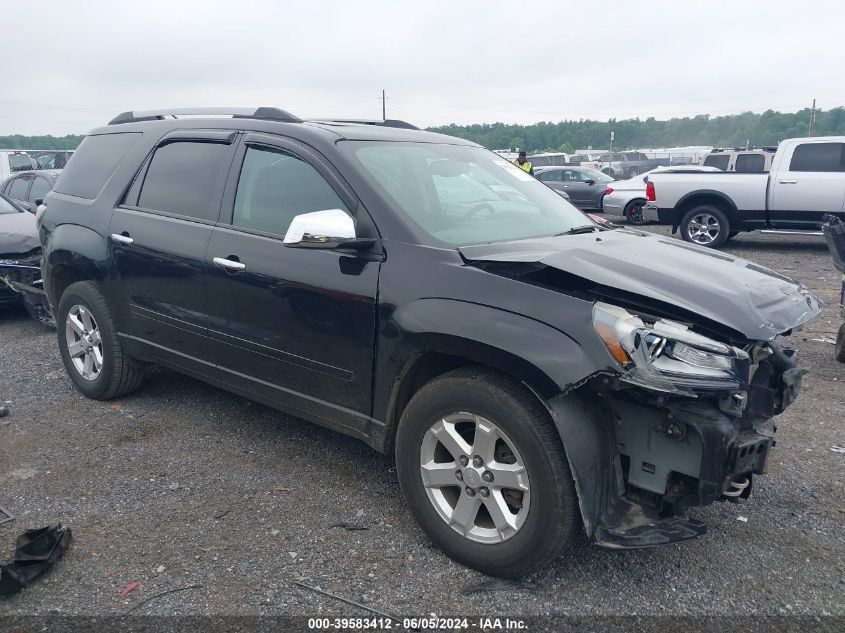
[395,367,578,578]
[624,199,647,225]
[57,281,144,400]
[680,205,730,248]
[65,304,104,381]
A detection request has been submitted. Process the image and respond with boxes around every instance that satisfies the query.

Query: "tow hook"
[723,475,750,500]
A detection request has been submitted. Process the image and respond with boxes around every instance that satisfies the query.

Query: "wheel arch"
[673,190,737,230]
[44,224,108,306]
[380,342,562,458]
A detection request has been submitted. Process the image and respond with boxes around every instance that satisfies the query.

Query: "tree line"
[428,107,845,153]
[0,134,84,150]
[3,107,844,153]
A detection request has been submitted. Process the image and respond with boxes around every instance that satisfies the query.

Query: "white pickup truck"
[644,136,845,248]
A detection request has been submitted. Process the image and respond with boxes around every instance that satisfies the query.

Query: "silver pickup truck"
[644,136,845,248]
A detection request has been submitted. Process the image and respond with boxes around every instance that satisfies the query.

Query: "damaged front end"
[571,302,810,548]
[0,250,54,326]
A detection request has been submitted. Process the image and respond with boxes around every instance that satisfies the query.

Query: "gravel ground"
[0,226,843,625]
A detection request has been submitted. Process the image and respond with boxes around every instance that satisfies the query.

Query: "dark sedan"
[0,169,61,213]
[535,166,613,210]
[0,193,42,309]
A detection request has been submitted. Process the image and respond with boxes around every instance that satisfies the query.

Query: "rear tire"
[836,323,845,363]
[624,198,647,225]
[57,281,144,400]
[395,367,579,578]
[680,204,730,248]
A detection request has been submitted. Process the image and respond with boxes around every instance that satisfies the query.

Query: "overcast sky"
[3,0,844,136]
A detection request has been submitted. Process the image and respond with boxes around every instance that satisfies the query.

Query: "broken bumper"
[0,252,54,325]
[550,341,805,550]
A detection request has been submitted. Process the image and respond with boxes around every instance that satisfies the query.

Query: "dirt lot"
[0,226,843,624]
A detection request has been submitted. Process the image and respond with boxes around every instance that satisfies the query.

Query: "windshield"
[0,195,20,214]
[345,142,590,246]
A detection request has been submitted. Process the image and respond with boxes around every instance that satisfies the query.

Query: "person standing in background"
[513,151,534,176]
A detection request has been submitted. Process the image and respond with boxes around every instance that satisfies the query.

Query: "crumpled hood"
[459,228,822,342]
[0,212,40,255]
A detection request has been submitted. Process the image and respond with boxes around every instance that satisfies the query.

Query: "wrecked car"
[0,193,51,323]
[39,108,821,578]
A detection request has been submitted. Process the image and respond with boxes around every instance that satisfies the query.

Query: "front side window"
[7,176,31,200]
[137,141,232,220]
[789,143,844,172]
[344,141,588,247]
[0,196,19,214]
[29,177,51,201]
[232,146,348,236]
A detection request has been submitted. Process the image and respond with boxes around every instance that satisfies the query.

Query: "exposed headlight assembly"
[592,302,749,394]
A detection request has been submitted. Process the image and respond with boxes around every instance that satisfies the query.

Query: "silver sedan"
[603,166,719,224]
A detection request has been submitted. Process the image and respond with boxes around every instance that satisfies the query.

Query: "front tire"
[57,281,144,400]
[680,204,730,248]
[395,367,579,578]
[836,323,845,363]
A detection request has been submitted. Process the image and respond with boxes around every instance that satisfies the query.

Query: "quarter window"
[53,132,140,199]
[232,146,348,236]
[137,141,233,220]
[789,143,845,172]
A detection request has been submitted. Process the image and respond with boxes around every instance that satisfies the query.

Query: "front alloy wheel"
[420,413,530,543]
[395,368,580,578]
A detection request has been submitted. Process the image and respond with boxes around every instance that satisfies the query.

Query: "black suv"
[40,108,821,577]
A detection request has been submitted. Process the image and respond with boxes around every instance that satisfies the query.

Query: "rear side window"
[703,154,729,170]
[232,146,347,236]
[735,154,765,172]
[53,132,141,199]
[9,154,35,172]
[137,141,233,221]
[538,170,561,182]
[7,176,31,200]
[789,143,845,172]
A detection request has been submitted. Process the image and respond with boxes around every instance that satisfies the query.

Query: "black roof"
[96,107,476,147]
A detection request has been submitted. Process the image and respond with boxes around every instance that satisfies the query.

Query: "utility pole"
[808,98,816,136]
[382,90,386,121]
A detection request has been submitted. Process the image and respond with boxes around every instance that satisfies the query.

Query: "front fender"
[390,298,597,397]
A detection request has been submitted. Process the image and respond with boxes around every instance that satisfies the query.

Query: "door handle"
[779,180,798,184]
[213,256,246,272]
[110,233,134,245]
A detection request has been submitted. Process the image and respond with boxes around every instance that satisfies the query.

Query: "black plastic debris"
[329,522,369,531]
[0,525,71,597]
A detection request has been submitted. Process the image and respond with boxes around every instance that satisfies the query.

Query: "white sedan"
[602,165,719,224]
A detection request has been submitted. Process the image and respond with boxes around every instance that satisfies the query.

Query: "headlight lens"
[592,302,748,394]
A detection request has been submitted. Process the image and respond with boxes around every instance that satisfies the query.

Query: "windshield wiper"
[555,225,598,236]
